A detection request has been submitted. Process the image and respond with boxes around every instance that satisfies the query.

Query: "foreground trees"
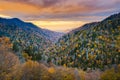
[101,64,120,80]
[0,37,20,80]
[0,50,20,80]
[0,37,79,80]
[20,60,50,80]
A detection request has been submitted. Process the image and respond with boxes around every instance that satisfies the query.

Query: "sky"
[0,0,120,32]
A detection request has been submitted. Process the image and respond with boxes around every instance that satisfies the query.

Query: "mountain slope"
[49,13,120,70]
[0,18,63,42]
[0,17,62,60]
[42,29,64,43]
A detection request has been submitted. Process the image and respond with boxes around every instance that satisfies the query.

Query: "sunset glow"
[28,21,87,32]
[0,14,12,18]
[0,0,120,32]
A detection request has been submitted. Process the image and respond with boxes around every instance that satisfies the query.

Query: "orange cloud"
[0,1,41,15]
[0,0,120,32]
[0,0,120,21]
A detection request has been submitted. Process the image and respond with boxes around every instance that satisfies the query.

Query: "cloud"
[0,0,120,32]
[0,0,120,21]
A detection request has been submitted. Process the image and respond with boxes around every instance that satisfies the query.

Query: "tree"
[20,60,50,80]
[0,37,13,50]
[49,67,75,80]
[0,51,20,80]
[0,37,20,80]
[101,64,120,80]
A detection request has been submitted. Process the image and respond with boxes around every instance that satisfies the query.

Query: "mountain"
[42,29,64,43]
[49,13,120,70]
[0,17,63,60]
[0,18,63,42]
[70,22,99,34]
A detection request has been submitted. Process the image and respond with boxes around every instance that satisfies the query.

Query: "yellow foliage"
[63,64,67,67]
[101,65,120,80]
[0,48,20,80]
[94,44,97,47]
[82,50,85,55]
[76,50,79,53]
[98,36,104,40]
[91,48,94,51]
[22,52,31,60]
[75,44,79,47]
[78,54,81,57]
[62,47,65,50]
[48,67,55,74]
[0,37,13,49]
[79,70,85,80]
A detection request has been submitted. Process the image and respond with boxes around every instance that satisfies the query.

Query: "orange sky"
[0,0,120,32]
[28,21,87,32]
[0,0,87,32]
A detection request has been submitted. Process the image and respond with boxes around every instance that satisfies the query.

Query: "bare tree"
[0,37,20,80]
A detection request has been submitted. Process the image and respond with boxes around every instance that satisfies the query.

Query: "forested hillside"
[0,18,63,61]
[48,13,120,70]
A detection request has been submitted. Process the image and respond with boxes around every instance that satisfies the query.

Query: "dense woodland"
[0,13,120,80]
[48,13,120,70]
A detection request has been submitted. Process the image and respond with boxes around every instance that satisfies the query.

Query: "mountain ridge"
[0,17,64,42]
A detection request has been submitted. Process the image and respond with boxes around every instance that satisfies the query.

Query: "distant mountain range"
[48,13,120,70]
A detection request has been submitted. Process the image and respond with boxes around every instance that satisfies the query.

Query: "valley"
[0,13,120,80]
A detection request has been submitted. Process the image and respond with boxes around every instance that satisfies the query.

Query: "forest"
[0,13,120,80]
